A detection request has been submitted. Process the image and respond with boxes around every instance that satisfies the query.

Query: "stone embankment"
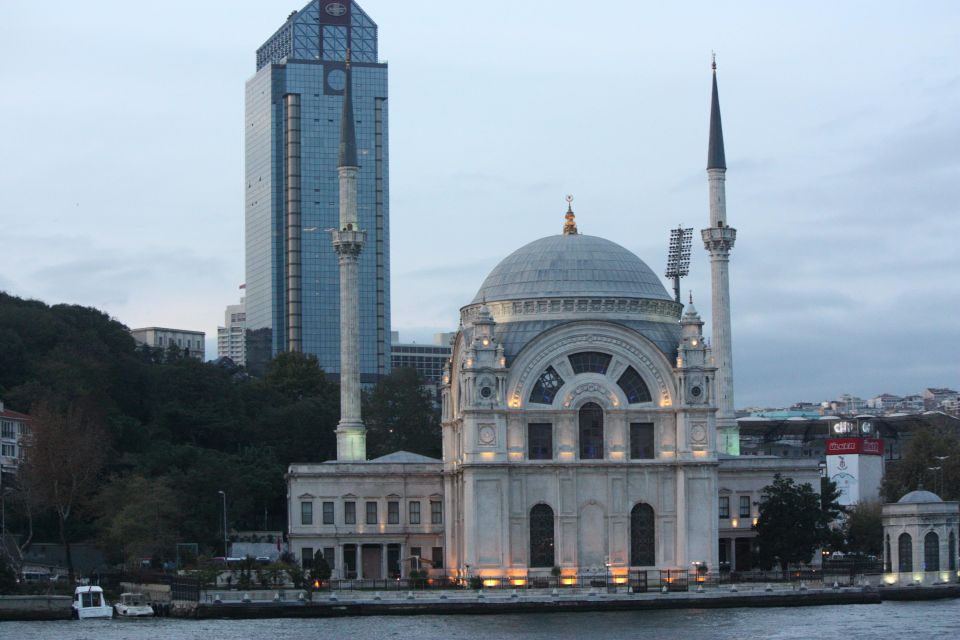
[0,595,72,621]
[187,585,883,619]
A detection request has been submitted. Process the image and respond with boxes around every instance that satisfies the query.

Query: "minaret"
[332,50,367,461]
[701,56,739,455]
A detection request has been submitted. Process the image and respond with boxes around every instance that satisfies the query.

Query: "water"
[6,600,959,640]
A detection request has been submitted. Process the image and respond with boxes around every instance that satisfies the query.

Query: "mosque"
[286,61,820,581]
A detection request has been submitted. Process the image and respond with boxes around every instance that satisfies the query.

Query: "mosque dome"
[897,489,943,504]
[472,234,672,304]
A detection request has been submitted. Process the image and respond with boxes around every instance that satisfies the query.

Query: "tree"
[364,368,441,459]
[22,402,106,582]
[93,475,180,568]
[262,352,333,401]
[754,474,839,572]
[844,500,883,557]
[882,426,960,502]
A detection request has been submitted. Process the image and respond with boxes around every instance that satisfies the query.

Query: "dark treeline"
[0,292,440,569]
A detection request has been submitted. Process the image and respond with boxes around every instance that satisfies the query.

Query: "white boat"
[72,585,112,619]
[114,592,155,618]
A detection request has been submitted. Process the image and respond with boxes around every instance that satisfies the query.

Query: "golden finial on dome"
[563,194,578,235]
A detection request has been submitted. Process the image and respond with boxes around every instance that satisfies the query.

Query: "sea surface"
[6,599,959,640]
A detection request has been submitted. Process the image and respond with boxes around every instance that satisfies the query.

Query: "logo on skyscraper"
[325,2,347,16]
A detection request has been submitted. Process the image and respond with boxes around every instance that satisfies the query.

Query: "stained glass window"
[579,402,604,459]
[568,351,612,375]
[617,366,652,404]
[529,366,564,405]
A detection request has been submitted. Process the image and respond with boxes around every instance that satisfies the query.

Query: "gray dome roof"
[898,490,942,504]
[473,234,672,304]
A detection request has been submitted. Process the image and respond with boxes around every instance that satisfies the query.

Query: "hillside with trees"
[0,291,440,575]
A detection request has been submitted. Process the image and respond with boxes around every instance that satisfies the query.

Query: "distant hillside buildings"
[130,327,205,361]
[217,297,246,367]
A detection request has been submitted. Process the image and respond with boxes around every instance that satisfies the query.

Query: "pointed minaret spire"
[701,54,738,455]
[707,53,726,171]
[338,48,358,169]
[563,194,578,235]
[332,46,367,461]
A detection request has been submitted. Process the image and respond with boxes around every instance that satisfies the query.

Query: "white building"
[0,400,30,476]
[217,298,246,366]
[131,327,205,360]
[286,63,821,581]
[882,489,959,585]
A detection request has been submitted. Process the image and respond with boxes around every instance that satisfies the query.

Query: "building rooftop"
[897,489,942,504]
[472,233,672,304]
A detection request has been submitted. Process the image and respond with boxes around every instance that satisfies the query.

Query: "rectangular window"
[388,501,399,524]
[300,501,313,526]
[431,500,443,524]
[630,422,655,459]
[411,546,422,561]
[1,422,13,439]
[322,501,334,525]
[739,496,751,518]
[366,501,378,525]
[528,423,553,460]
[323,547,335,569]
[344,501,356,524]
[302,547,313,569]
[1,444,14,457]
[409,501,421,524]
[431,546,444,569]
[343,544,357,578]
[719,496,730,519]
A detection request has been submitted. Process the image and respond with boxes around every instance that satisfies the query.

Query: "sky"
[0,1,958,407]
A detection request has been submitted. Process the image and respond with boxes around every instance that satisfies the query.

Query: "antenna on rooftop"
[665,225,693,304]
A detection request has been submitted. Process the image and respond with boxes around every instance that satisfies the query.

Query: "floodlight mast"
[665,226,693,304]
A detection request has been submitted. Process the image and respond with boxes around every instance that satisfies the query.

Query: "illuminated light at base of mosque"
[613,577,628,585]
[483,579,499,588]
[561,578,577,586]
[511,579,527,586]
[480,451,496,460]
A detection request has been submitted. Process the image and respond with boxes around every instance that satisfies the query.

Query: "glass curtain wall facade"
[245,0,390,379]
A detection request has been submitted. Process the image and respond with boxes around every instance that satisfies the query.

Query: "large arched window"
[898,533,913,573]
[617,366,652,404]
[950,531,957,571]
[568,351,612,375]
[578,403,604,459]
[924,531,940,572]
[630,503,655,566]
[529,504,555,568]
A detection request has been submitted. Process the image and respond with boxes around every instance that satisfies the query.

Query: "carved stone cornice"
[460,296,682,326]
[701,227,736,254]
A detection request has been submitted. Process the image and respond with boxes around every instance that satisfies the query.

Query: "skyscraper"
[245,0,390,379]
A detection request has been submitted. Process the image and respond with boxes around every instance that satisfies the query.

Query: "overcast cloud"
[0,1,957,407]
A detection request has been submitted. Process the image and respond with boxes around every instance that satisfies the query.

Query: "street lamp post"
[218,490,228,558]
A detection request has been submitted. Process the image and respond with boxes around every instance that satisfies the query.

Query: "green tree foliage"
[0,292,343,565]
[93,475,180,568]
[844,500,883,557]
[754,474,840,572]
[364,367,441,459]
[882,426,960,502]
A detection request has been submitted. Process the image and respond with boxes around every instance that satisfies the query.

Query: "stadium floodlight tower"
[665,225,694,304]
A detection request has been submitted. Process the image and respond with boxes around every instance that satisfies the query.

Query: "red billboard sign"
[825,438,883,456]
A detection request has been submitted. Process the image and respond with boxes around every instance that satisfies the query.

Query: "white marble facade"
[882,490,960,585]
